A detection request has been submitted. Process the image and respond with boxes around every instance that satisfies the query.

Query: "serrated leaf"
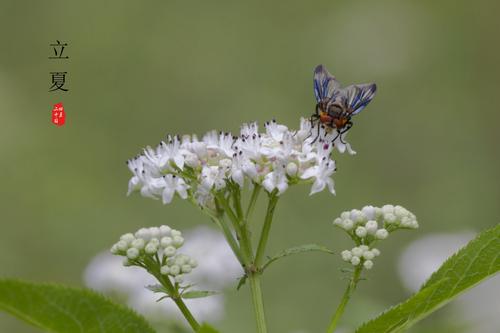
[0,279,156,333]
[196,323,221,332]
[182,290,219,299]
[356,224,500,333]
[262,244,334,271]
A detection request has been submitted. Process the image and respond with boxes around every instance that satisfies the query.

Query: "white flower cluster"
[127,118,356,207]
[341,246,380,270]
[111,225,197,284]
[334,204,418,269]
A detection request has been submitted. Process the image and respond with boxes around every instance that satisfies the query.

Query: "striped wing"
[313,64,340,103]
[342,83,377,115]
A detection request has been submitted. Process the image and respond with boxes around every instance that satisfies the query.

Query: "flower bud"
[355,226,367,238]
[149,227,160,240]
[363,250,375,260]
[171,230,182,237]
[363,260,374,270]
[342,219,354,231]
[341,250,353,262]
[382,204,395,215]
[333,218,343,226]
[359,245,369,252]
[286,162,298,176]
[116,240,129,252]
[126,247,140,260]
[160,265,170,275]
[163,246,176,257]
[175,275,184,283]
[131,238,145,250]
[185,154,200,168]
[169,265,180,276]
[365,220,378,235]
[188,258,198,268]
[384,213,397,224]
[120,233,135,244]
[371,248,381,256]
[173,236,184,248]
[160,237,173,248]
[375,229,389,240]
[351,256,361,266]
[145,242,158,254]
[135,228,151,241]
[159,225,172,237]
[361,205,375,220]
[351,247,363,257]
[181,265,192,273]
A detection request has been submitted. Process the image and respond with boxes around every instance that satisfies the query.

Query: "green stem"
[187,196,244,263]
[144,257,200,332]
[326,265,363,333]
[245,184,261,223]
[254,192,279,266]
[248,272,268,333]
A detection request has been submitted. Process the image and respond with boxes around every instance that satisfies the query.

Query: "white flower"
[160,174,189,204]
[300,158,336,195]
[127,117,358,203]
[262,162,288,195]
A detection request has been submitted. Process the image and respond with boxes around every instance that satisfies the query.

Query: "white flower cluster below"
[111,225,197,284]
[334,204,419,269]
[127,118,356,207]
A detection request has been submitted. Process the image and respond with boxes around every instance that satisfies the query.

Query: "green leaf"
[262,244,334,271]
[182,290,219,299]
[236,275,247,290]
[356,224,500,333]
[196,323,221,333]
[146,284,168,293]
[0,279,156,333]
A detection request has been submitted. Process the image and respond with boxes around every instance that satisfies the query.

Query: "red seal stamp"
[51,102,65,126]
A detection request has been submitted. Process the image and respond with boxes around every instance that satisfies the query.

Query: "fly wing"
[341,83,377,115]
[313,65,340,103]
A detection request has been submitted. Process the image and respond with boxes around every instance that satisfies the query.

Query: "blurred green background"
[1,0,499,332]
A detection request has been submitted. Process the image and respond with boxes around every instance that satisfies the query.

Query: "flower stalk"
[326,265,363,333]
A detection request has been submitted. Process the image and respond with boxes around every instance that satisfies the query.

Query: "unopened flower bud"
[361,205,375,220]
[363,250,375,260]
[163,246,176,257]
[363,260,374,270]
[131,238,145,250]
[169,265,180,276]
[333,218,343,226]
[135,228,152,241]
[188,258,198,268]
[171,230,182,237]
[351,247,363,257]
[160,237,173,248]
[342,219,354,230]
[181,265,192,273]
[355,226,367,238]
[375,229,389,240]
[371,248,381,256]
[173,236,184,248]
[365,220,378,235]
[286,162,298,176]
[160,265,170,275]
[126,247,140,260]
[145,243,158,254]
[175,275,184,283]
[120,233,135,244]
[384,213,397,224]
[116,240,129,252]
[351,256,361,266]
[149,227,160,240]
[341,250,353,262]
[159,225,172,237]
